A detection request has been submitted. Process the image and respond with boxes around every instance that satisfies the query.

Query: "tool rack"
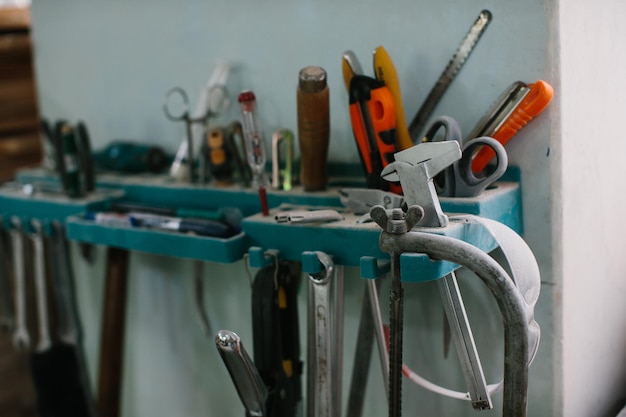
[7,166,522,279]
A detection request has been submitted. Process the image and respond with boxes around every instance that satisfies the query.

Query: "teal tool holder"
[13,167,522,272]
[0,185,122,235]
[65,215,248,263]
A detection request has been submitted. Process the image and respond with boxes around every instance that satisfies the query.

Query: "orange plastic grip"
[368,86,397,166]
[471,80,554,173]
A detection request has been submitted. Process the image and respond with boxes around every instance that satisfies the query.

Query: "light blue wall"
[30,1,558,416]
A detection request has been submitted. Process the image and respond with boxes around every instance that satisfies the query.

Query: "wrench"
[9,217,30,351]
[307,252,335,417]
[0,216,15,332]
[30,219,52,352]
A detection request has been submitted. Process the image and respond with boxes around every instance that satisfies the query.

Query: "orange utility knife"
[469,80,554,173]
[348,75,401,192]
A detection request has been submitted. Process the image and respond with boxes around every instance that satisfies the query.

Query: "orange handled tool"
[470,80,554,173]
[348,75,401,193]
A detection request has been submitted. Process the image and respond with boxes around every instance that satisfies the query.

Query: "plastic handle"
[471,80,554,173]
[373,45,413,151]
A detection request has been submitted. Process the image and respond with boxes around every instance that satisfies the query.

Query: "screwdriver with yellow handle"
[468,80,554,173]
[373,46,414,150]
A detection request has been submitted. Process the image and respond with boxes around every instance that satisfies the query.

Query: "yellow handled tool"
[373,46,413,150]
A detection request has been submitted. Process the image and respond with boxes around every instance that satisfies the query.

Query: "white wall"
[28,0,571,416]
[559,2,626,416]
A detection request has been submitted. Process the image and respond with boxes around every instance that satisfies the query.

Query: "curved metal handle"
[454,136,508,197]
[162,87,190,122]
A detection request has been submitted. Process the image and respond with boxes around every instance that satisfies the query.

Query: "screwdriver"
[238,90,270,216]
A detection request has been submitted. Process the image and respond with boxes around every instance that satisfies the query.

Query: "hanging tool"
[373,46,413,150]
[369,203,539,417]
[163,83,230,183]
[251,261,303,417]
[408,10,493,141]
[306,251,344,417]
[271,129,294,191]
[346,278,388,417]
[29,220,96,417]
[0,216,14,332]
[467,80,554,173]
[381,142,494,410]
[9,217,30,351]
[216,330,269,417]
[239,90,270,216]
[46,221,97,417]
[97,246,130,417]
[419,115,508,197]
[297,66,330,191]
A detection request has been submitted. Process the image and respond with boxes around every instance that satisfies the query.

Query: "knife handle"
[297,66,330,191]
[472,80,554,172]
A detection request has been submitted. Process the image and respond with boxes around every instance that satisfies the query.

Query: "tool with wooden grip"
[97,246,130,417]
[469,80,554,173]
[297,66,330,191]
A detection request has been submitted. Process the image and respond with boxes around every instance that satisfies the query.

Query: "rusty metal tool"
[408,10,492,141]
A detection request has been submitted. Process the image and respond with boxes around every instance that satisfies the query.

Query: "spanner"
[9,217,30,351]
[0,216,15,332]
[307,252,335,417]
[30,219,52,352]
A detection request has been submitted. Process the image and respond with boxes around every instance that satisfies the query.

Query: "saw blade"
[408,9,492,141]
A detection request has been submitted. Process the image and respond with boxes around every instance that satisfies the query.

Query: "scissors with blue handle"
[422,115,508,198]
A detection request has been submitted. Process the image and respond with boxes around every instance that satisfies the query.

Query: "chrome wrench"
[0,216,14,332]
[216,329,268,417]
[30,219,52,352]
[307,252,334,417]
[9,217,30,351]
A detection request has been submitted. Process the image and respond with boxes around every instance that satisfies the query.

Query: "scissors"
[163,85,230,183]
[421,115,508,197]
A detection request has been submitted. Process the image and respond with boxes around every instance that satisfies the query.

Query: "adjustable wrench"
[9,217,30,351]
